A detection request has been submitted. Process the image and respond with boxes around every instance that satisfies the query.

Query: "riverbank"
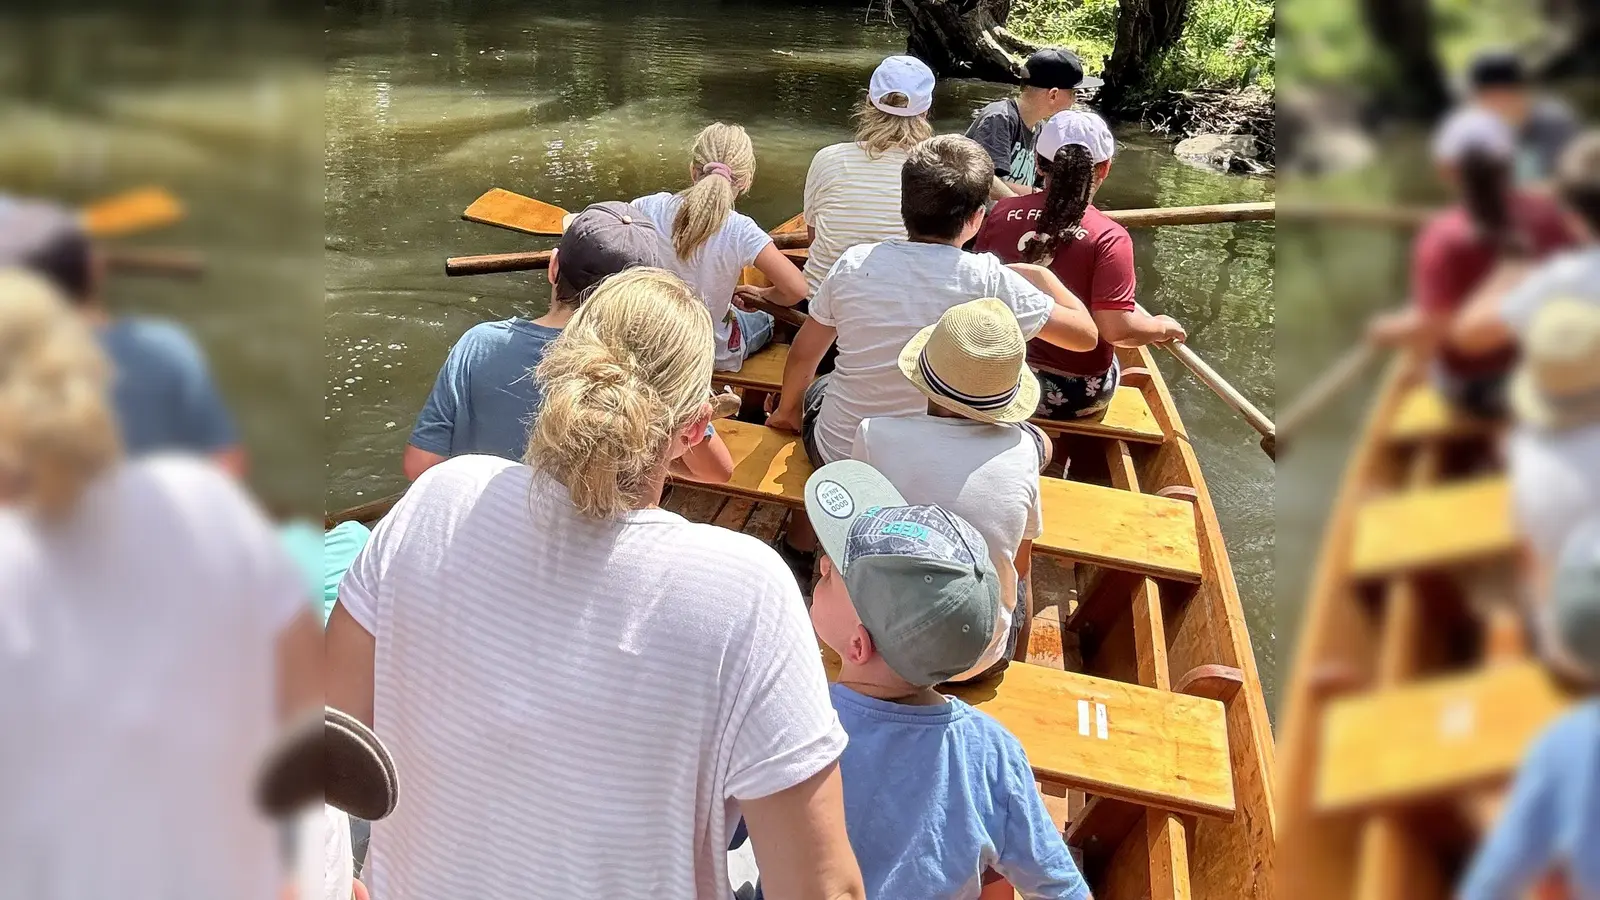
[1009,0,1275,161]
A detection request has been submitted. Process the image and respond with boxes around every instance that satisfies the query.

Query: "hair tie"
[700,162,734,182]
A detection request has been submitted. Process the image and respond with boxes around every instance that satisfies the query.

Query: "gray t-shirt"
[1517,98,1581,184]
[966,99,1040,188]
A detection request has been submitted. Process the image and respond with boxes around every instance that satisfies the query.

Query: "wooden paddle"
[461,188,570,235]
[81,187,185,238]
[1136,304,1276,459]
[1275,342,1382,445]
[102,247,206,278]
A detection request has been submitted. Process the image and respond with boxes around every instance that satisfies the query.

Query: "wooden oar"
[1276,342,1382,444]
[1104,201,1273,228]
[81,187,185,238]
[447,245,808,277]
[1136,304,1276,459]
[102,247,206,278]
[461,188,569,235]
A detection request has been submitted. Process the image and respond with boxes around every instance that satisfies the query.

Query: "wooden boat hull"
[326,214,1277,900]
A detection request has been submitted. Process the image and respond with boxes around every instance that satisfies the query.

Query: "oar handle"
[1161,339,1276,440]
[102,247,206,278]
[445,250,554,276]
[1103,201,1274,228]
[1276,342,1381,440]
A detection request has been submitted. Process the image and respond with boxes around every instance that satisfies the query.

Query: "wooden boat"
[1276,354,1574,899]
[327,211,1277,900]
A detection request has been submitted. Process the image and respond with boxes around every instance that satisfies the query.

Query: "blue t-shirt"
[1460,700,1600,899]
[98,317,237,457]
[409,318,561,462]
[830,684,1089,900]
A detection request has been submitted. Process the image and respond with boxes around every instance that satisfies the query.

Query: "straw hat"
[1510,299,1600,431]
[899,298,1040,424]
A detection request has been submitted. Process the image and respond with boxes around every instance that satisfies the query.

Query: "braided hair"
[1459,147,1532,259]
[1023,144,1096,264]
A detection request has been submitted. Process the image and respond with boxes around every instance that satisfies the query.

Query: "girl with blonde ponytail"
[325,266,863,900]
[0,265,324,900]
[632,123,808,373]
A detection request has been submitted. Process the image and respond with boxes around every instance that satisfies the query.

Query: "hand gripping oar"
[1137,304,1276,460]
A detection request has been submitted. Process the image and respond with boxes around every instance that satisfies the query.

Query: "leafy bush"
[1008,0,1275,102]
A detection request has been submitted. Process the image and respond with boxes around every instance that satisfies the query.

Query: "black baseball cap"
[1022,48,1102,91]
[1468,50,1528,90]
[554,200,667,301]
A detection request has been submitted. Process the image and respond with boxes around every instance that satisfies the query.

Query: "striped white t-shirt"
[338,455,846,899]
[802,141,910,294]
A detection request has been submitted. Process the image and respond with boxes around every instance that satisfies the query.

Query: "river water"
[4,1,1277,698]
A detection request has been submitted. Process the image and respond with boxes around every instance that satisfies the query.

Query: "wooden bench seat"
[714,343,1165,444]
[821,653,1236,819]
[1315,661,1569,814]
[701,420,1202,582]
[1349,476,1515,579]
[1387,383,1497,444]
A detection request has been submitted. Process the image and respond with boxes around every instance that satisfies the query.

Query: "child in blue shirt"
[1460,517,1600,900]
[802,460,1090,900]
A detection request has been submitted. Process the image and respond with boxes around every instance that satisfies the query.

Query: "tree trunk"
[891,0,1036,83]
[1098,0,1192,114]
[1357,0,1449,118]
[1534,0,1600,77]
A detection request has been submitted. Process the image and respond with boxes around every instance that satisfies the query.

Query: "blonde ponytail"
[672,123,756,261]
[0,268,120,518]
[853,93,933,158]
[527,267,714,519]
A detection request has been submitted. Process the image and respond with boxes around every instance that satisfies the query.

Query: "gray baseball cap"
[1549,516,1600,680]
[554,201,667,300]
[0,196,93,301]
[804,460,1000,686]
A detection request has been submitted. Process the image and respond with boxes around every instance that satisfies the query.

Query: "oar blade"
[81,187,185,238]
[461,188,568,236]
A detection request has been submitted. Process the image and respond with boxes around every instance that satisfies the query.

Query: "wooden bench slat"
[1314,661,1569,814]
[714,344,1166,445]
[709,421,1202,583]
[946,662,1236,819]
[1349,476,1515,579]
[1386,384,1496,443]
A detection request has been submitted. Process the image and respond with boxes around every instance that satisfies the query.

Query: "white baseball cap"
[1432,106,1515,164]
[1036,109,1116,164]
[869,55,935,117]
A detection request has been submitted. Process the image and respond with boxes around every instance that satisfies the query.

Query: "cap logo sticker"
[814,480,854,518]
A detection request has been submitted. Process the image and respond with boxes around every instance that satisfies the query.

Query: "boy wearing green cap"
[804,460,1090,900]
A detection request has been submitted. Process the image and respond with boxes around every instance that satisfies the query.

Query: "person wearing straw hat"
[1459,517,1599,900]
[762,55,937,303]
[1508,298,1600,590]
[851,298,1052,679]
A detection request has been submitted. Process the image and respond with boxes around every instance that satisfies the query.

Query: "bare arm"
[1006,263,1097,352]
[742,761,867,900]
[670,429,735,484]
[1094,308,1186,348]
[1450,260,1533,357]
[325,601,377,728]
[768,317,838,433]
[402,444,448,482]
[276,609,324,724]
[751,242,811,307]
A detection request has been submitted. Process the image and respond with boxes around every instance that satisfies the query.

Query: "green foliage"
[1008,0,1275,102]
[1277,0,1542,89]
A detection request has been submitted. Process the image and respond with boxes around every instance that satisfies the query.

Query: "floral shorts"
[1035,357,1121,420]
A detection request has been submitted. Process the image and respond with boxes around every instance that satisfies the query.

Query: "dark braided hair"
[1023,144,1096,264]
[1458,147,1532,259]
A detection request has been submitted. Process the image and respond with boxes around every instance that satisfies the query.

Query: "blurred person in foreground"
[1458,518,1599,900]
[1505,299,1600,594]
[1367,108,1577,418]
[1462,49,1581,185]
[0,196,246,476]
[0,269,322,900]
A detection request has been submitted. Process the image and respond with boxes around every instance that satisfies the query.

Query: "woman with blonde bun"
[0,268,322,900]
[327,267,865,900]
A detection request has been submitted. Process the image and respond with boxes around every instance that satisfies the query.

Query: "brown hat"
[1510,298,1600,431]
[554,201,667,301]
[898,298,1040,424]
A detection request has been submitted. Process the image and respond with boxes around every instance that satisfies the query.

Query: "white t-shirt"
[809,240,1054,465]
[337,455,846,900]
[1499,248,1600,335]
[0,457,305,900]
[803,142,910,295]
[632,192,774,371]
[1511,423,1600,575]
[852,416,1045,678]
